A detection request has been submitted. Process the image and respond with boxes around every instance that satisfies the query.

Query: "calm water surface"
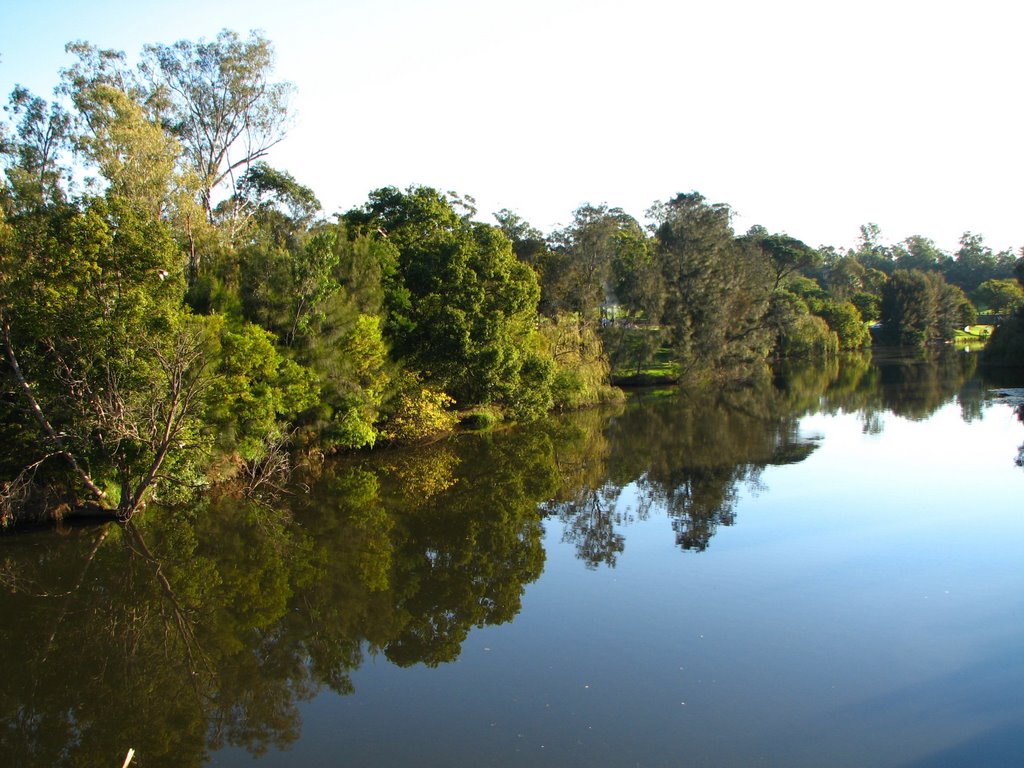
[3,354,1023,767]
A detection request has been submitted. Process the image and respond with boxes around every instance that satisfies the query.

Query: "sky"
[1,0,1022,253]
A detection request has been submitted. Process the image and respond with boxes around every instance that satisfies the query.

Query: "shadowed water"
[2,352,1022,768]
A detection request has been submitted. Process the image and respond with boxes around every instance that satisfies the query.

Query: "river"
[2,352,1022,767]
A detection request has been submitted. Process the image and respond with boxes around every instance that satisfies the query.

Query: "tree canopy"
[1,29,1021,525]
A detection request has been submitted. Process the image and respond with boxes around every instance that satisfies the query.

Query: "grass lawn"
[954,325,995,345]
[611,346,680,385]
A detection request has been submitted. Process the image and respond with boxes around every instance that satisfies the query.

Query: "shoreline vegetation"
[3,29,1024,529]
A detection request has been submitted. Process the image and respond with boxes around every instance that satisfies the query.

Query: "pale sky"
[2,0,1022,253]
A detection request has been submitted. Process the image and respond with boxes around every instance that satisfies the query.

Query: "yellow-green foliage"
[539,313,623,410]
[380,374,459,444]
[206,319,319,461]
[379,446,461,507]
[779,314,840,359]
[325,314,390,450]
[817,299,871,349]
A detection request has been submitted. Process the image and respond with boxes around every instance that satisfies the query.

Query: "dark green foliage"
[980,256,1024,366]
[739,228,820,290]
[493,208,548,271]
[880,269,975,347]
[850,291,881,323]
[651,193,773,378]
[345,186,551,417]
[944,232,1017,294]
[881,270,937,346]
[974,278,1024,314]
[896,235,950,273]
[982,308,1024,366]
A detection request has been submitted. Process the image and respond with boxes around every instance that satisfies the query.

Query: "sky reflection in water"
[237,368,1024,768]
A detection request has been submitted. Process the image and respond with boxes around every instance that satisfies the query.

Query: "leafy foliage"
[345,186,550,416]
[651,192,773,378]
[379,373,459,445]
[3,27,1022,526]
[880,269,975,347]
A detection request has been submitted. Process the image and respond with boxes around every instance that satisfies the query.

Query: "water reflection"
[0,351,1015,767]
[0,510,309,766]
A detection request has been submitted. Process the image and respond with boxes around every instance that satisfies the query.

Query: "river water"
[2,353,1022,767]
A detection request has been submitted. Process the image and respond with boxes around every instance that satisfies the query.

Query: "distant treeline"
[2,30,1023,524]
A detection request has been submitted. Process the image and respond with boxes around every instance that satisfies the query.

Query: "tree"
[816,299,870,349]
[651,192,772,377]
[62,75,180,217]
[493,208,547,268]
[973,278,1024,314]
[896,235,950,273]
[609,222,662,322]
[0,193,209,518]
[825,253,867,300]
[931,275,975,338]
[232,211,394,450]
[880,270,935,346]
[140,29,294,223]
[0,72,315,521]
[538,313,621,409]
[311,311,390,450]
[879,269,972,347]
[236,162,320,223]
[852,223,895,274]
[345,186,552,417]
[1,86,72,208]
[944,232,1016,294]
[739,228,820,290]
[546,204,641,319]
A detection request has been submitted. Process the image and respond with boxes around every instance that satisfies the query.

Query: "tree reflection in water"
[0,351,1011,767]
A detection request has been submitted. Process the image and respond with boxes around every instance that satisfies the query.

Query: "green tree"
[974,278,1024,314]
[944,232,1016,294]
[539,313,622,409]
[852,222,895,274]
[546,204,642,319]
[1,86,72,208]
[493,208,548,271]
[816,298,870,349]
[0,73,315,521]
[879,269,972,346]
[982,310,1024,366]
[825,253,867,300]
[739,227,820,290]
[346,186,552,418]
[896,235,950,273]
[140,29,294,223]
[0,193,207,518]
[931,275,976,337]
[237,161,320,223]
[650,192,772,377]
[880,269,935,346]
[850,290,882,323]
